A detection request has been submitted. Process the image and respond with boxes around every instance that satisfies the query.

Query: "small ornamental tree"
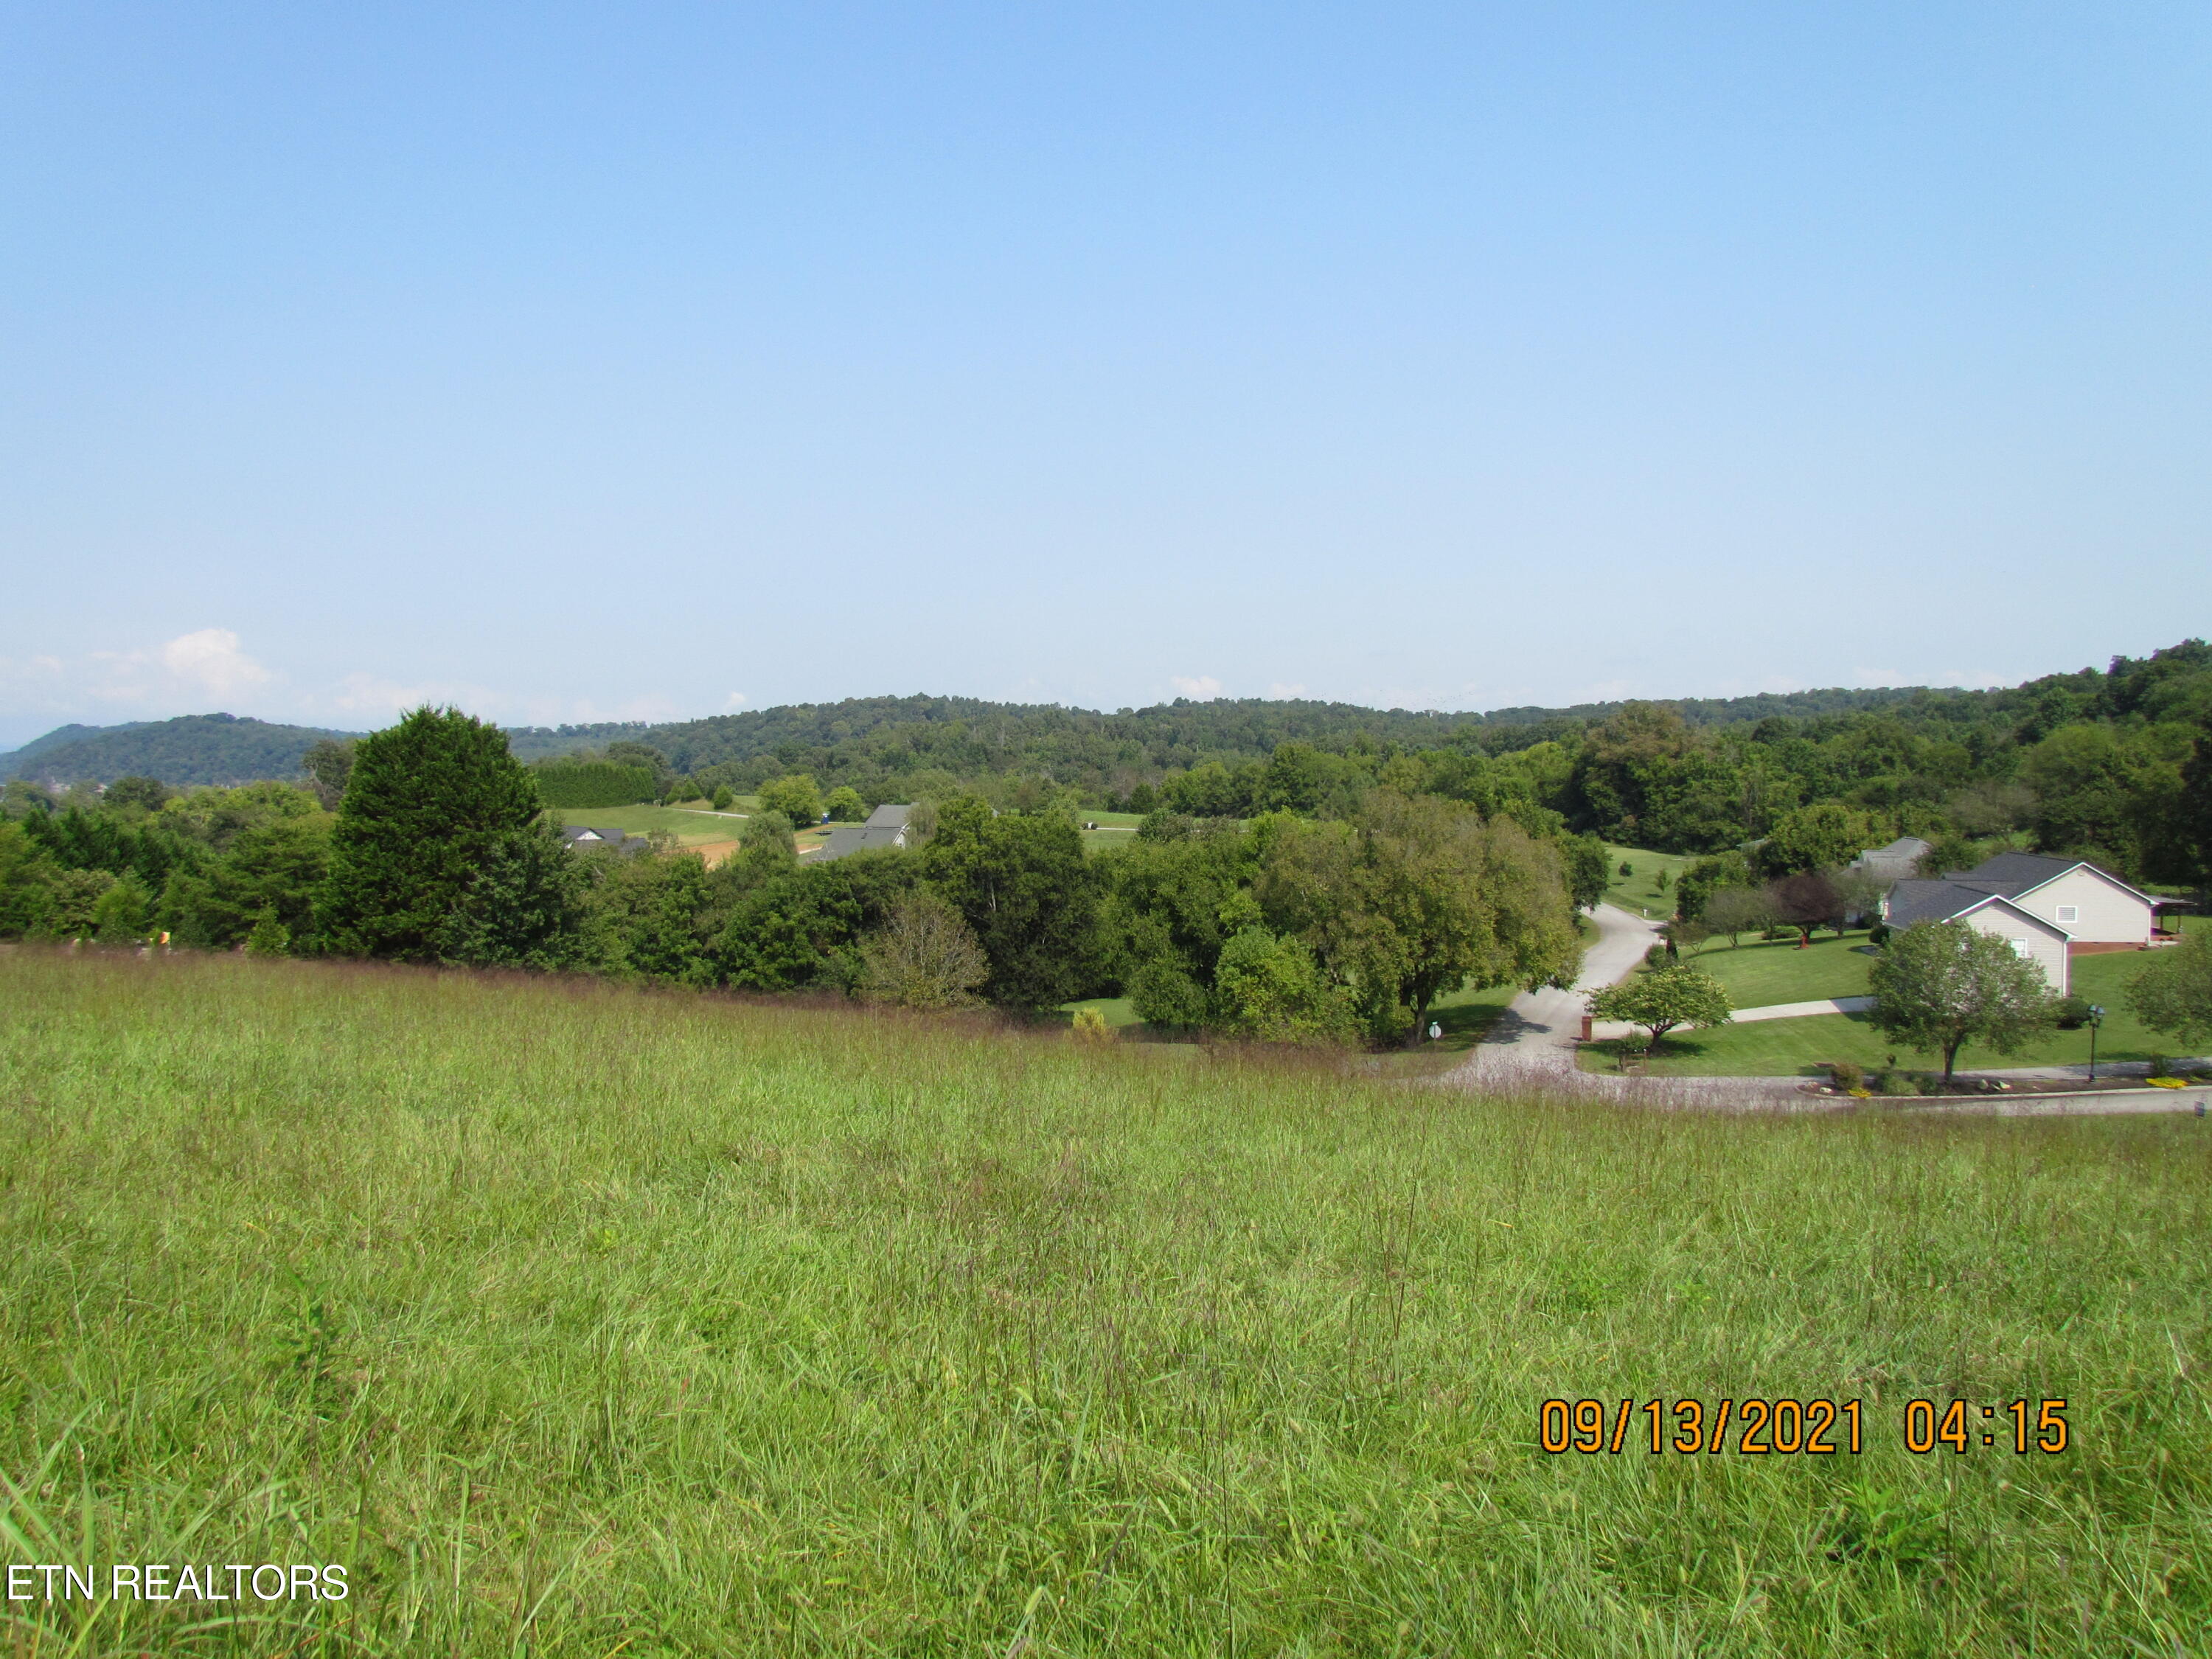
[1587,964,1733,1050]
[319,706,545,961]
[2126,930,2212,1047]
[1767,872,1843,945]
[1867,920,2058,1082]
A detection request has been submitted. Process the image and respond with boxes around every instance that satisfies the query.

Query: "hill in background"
[2,712,360,787]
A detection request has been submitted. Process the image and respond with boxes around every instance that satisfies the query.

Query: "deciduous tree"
[2126,931,2212,1047]
[1868,920,2057,1081]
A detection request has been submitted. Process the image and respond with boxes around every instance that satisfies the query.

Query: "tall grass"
[1,946,2208,1655]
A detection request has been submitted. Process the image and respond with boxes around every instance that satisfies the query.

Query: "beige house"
[1952,853,2161,951]
[1879,853,2165,997]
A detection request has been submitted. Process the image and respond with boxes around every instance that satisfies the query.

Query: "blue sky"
[3,2,2207,747]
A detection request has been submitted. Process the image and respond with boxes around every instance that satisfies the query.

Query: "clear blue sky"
[4,2,2207,747]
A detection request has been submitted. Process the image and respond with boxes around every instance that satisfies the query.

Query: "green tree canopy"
[824,785,868,821]
[922,797,1097,1012]
[1868,920,2058,1081]
[1755,802,1884,877]
[319,707,545,961]
[2125,931,2212,1048]
[758,773,823,824]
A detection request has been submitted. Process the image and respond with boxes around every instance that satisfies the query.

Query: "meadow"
[1,947,2208,1656]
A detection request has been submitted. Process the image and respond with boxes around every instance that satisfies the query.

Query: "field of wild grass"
[1,946,2208,1657]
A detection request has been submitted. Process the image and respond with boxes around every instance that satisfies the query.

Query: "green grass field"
[1603,844,1697,919]
[553,804,746,846]
[3,947,2209,1655]
[1586,946,2201,1077]
[1680,931,1877,1008]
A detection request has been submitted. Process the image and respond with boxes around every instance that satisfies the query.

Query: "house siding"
[1964,905,2070,996]
[2007,868,2154,947]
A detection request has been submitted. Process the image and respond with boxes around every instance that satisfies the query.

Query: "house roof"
[806,804,912,862]
[1954,852,2157,907]
[1885,879,2070,937]
[1851,835,1932,875]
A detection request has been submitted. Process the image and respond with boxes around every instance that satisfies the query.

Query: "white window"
[2011,939,2034,959]
[2056,905,2078,923]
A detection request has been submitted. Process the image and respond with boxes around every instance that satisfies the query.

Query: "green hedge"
[532,761,656,809]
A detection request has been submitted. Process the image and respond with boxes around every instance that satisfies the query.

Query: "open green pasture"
[1602,844,1697,919]
[2,947,2208,1656]
[553,804,745,845]
[1586,946,2199,1078]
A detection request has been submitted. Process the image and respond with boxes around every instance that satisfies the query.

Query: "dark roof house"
[806,804,912,863]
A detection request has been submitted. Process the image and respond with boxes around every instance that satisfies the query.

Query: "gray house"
[805,804,914,863]
[1848,835,1933,882]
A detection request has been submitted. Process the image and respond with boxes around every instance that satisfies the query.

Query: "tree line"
[0,708,1587,1047]
[530,639,2212,891]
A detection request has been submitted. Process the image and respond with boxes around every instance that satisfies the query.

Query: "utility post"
[2086,1004,2105,1082]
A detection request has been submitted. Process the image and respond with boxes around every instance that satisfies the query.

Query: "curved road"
[1453,902,1663,1088]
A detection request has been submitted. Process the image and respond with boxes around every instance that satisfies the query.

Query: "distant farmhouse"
[1879,852,2169,995]
[804,804,912,863]
[558,826,643,854]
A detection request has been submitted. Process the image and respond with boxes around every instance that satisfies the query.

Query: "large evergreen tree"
[319,707,545,961]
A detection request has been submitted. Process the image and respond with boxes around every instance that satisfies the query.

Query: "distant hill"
[500,685,1950,775]
[4,714,361,787]
[0,680,2001,791]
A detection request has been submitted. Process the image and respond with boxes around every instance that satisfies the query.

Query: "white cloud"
[723,692,749,712]
[159,628,271,697]
[83,628,275,708]
[1267,681,1308,698]
[1170,675,1224,700]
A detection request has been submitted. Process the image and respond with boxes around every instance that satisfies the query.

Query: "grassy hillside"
[1602,844,1698,918]
[1,949,2207,1655]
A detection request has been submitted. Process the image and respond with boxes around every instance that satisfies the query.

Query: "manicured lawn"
[1584,946,2203,1077]
[1601,844,1697,919]
[1680,930,1877,1008]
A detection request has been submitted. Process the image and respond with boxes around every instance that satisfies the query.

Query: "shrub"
[1071,1006,1112,1043]
[1829,1060,1865,1091]
[2053,995,2093,1030]
[1877,1071,1921,1096]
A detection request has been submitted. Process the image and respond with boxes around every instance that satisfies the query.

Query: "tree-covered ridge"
[504,685,1954,775]
[4,713,361,787]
